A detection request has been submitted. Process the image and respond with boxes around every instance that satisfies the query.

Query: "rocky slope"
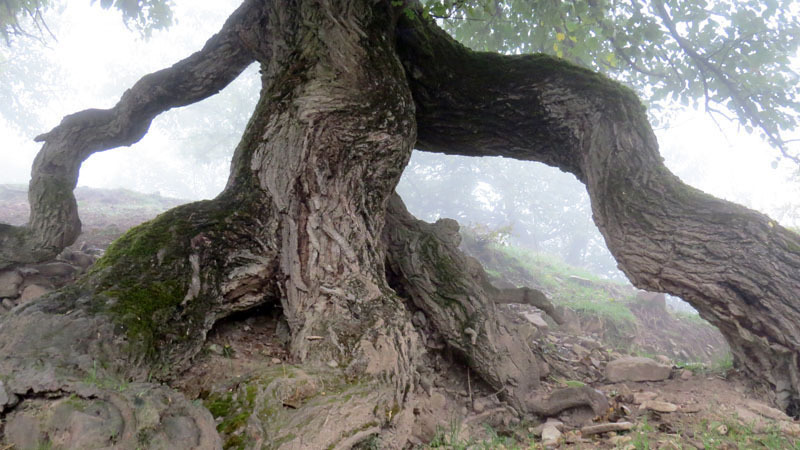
[0,185,797,449]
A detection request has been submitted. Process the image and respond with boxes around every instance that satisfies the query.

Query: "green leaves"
[1,0,174,44]
[424,0,800,162]
[91,0,174,38]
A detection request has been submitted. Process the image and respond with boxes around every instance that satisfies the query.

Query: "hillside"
[1,185,798,449]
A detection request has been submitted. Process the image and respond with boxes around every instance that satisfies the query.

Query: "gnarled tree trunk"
[2,0,800,447]
[397,14,800,413]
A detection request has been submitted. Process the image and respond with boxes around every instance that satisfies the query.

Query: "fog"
[2,0,799,288]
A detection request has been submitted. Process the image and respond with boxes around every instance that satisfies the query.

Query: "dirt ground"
[2,184,799,449]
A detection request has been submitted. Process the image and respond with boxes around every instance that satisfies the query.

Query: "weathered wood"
[581,421,634,436]
[396,9,800,412]
[0,0,262,268]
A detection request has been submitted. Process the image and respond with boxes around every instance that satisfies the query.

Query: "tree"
[1,0,800,447]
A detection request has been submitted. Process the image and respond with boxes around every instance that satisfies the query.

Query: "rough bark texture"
[2,0,800,447]
[384,195,551,413]
[0,0,259,268]
[396,11,800,412]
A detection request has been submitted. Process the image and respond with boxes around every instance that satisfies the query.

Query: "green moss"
[205,392,235,418]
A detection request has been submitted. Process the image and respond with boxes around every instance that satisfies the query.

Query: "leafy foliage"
[421,0,800,163]
[0,0,173,43]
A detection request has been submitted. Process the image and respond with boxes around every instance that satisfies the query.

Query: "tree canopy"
[422,0,800,162]
[1,1,800,448]
[0,0,173,43]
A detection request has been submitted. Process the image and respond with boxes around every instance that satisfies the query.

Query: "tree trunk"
[3,1,800,447]
[396,11,800,413]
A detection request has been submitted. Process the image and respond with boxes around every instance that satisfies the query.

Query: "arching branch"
[396,12,800,411]
[0,0,264,268]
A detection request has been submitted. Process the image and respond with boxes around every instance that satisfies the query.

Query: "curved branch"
[0,0,264,267]
[397,13,800,410]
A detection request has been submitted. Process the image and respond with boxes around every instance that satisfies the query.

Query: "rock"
[0,270,23,298]
[412,310,427,328]
[18,284,52,304]
[580,421,634,436]
[744,399,792,421]
[5,414,41,450]
[429,392,446,410]
[732,405,800,436]
[271,358,282,364]
[571,343,589,358]
[61,250,96,269]
[567,275,593,287]
[31,262,79,278]
[544,418,564,431]
[640,400,678,413]
[606,357,671,382]
[0,380,19,411]
[473,397,493,413]
[522,311,548,329]
[680,369,693,380]
[609,435,633,446]
[327,360,339,368]
[2,298,15,310]
[541,422,562,447]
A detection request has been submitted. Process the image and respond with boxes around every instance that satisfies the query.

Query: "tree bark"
[396,10,800,412]
[0,0,261,268]
[2,2,800,448]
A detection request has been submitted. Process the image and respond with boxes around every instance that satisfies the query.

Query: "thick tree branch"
[397,13,800,411]
[0,0,264,268]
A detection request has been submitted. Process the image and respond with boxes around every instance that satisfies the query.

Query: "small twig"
[467,367,473,408]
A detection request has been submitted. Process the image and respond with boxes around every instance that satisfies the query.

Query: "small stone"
[473,397,492,413]
[572,343,589,358]
[606,357,671,382]
[522,311,548,329]
[429,392,446,410]
[680,369,693,380]
[640,400,678,413]
[2,298,14,310]
[62,250,96,269]
[18,284,51,304]
[327,360,339,368]
[744,400,792,421]
[0,270,22,298]
[412,310,427,328]
[541,424,562,447]
[0,380,19,411]
[609,435,633,446]
[544,418,564,431]
[632,391,658,404]
[31,262,78,278]
[271,358,282,364]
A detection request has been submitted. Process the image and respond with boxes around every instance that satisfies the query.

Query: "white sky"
[1,0,798,227]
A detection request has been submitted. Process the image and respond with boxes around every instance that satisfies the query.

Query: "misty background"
[2,0,799,292]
